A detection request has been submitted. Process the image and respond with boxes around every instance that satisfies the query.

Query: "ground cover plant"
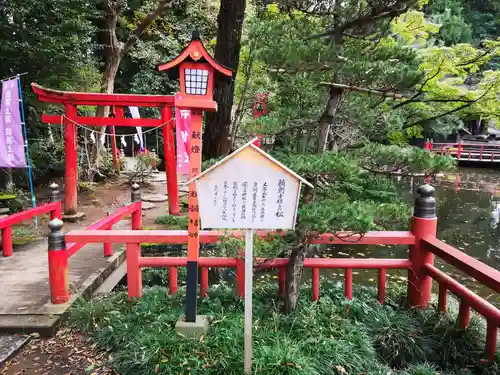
[69,275,499,375]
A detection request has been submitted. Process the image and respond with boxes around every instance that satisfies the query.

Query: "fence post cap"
[131,183,141,202]
[48,218,65,251]
[414,184,436,219]
[48,218,63,232]
[417,184,435,198]
[49,182,60,202]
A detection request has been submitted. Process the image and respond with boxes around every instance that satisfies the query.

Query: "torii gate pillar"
[63,104,80,218]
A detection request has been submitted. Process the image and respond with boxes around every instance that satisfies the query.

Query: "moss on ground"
[69,277,499,375]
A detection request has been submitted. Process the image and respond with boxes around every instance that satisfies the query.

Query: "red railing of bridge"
[65,201,142,258]
[1,184,62,257]
[424,140,500,162]
[45,184,500,360]
[47,184,142,305]
[64,229,414,303]
[421,236,500,360]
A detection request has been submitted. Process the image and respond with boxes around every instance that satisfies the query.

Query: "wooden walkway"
[0,219,129,335]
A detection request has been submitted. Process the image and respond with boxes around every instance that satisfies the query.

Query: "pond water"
[323,167,500,306]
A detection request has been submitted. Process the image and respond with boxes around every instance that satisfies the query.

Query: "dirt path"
[1,330,115,375]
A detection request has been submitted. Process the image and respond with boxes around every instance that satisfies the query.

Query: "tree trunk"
[283,184,314,313]
[284,244,307,313]
[316,0,344,154]
[316,86,343,154]
[203,0,246,159]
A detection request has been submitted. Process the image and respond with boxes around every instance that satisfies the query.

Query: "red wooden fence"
[0,183,62,257]
[47,184,142,304]
[50,184,500,360]
[425,140,500,163]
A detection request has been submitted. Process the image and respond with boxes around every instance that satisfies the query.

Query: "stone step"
[92,262,127,296]
[0,334,30,366]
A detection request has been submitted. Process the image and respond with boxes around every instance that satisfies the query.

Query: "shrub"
[155,214,189,228]
[68,282,499,375]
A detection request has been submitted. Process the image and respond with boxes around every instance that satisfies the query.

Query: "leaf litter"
[0,329,116,375]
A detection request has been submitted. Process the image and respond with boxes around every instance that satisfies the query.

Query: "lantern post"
[159,30,232,324]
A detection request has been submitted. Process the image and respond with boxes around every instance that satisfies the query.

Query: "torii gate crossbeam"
[32,83,179,219]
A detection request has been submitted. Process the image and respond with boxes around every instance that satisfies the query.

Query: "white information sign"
[192,143,311,230]
[186,139,312,374]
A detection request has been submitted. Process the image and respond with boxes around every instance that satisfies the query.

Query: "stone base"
[62,212,86,223]
[142,194,168,203]
[175,315,210,338]
[43,295,78,315]
[141,202,156,210]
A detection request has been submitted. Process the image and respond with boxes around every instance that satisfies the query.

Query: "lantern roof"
[158,30,232,78]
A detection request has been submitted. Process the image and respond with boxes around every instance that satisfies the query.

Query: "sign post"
[187,138,312,374]
[159,31,232,324]
[244,228,253,374]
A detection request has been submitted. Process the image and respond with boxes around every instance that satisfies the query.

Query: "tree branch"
[404,83,498,128]
[309,3,410,39]
[121,0,173,56]
[456,48,494,67]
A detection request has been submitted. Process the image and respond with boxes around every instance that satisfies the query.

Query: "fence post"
[131,183,142,230]
[103,212,113,257]
[407,184,437,308]
[2,226,13,257]
[278,267,286,297]
[126,243,142,300]
[49,182,62,220]
[48,218,70,304]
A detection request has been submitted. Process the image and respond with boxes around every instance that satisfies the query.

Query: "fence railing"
[421,236,500,359]
[424,140,500,162]
[0,183,62,257]
[55,184,500,360]
[48,184,142,304]
[64,229,414,302]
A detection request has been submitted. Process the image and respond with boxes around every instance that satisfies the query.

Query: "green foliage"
[155,214,189,229]
[0,183,31,212]
[356,144,456,176]
[115,0,217,95]
[13,137,65,188]
[241,6,427,141]
[141,267,187,288]
[129,153,160,183]
[0,0,100,142]
[427,0,473,45]
[12,225,42,245]
[78,181,97,193]
[69,282,498,375]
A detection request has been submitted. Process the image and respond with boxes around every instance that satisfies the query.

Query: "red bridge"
[425,139,500,163]
[1,183,500,360]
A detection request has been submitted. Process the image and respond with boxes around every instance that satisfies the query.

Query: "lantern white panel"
[196,147,301,230]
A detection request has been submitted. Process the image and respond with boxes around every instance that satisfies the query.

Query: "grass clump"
[69,280,498,375]
[155,214,188,228]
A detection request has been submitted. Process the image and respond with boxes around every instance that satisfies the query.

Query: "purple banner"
[0,79,26,168]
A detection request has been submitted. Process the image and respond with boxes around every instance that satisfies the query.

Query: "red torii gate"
[34,31,232,325]
[32,84,180,219]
